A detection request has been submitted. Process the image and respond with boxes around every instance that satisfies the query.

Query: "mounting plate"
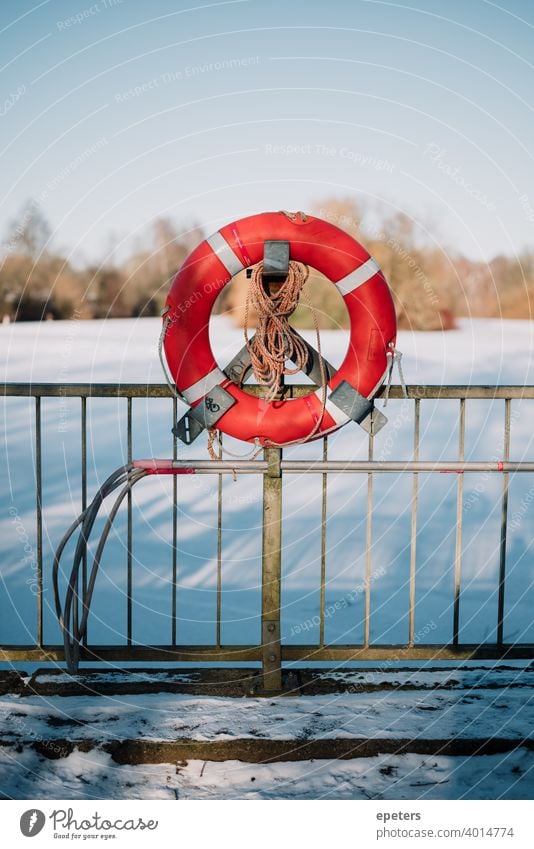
[263,240,290,279]
[329,380,374,424]
[173,385,237,444]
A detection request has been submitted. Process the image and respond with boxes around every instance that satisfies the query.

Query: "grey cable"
[53,464,147,673]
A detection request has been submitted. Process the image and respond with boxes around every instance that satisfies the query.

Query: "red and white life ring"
[163,211,396,445]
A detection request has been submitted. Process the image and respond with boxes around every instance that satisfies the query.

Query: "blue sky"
[1,0,533,263]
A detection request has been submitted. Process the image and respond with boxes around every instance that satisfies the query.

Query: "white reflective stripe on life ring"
[314,389,351,426]
[182,367,227,405]
[206,231,245,277]
[335,257,380,296]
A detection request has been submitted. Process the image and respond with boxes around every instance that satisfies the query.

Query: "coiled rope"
[244,260,315,402]
[208,259,329,454]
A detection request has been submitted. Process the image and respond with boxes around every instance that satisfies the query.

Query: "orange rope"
[207,427,221,461]
[242,259,329,447]
[244,261,311,401]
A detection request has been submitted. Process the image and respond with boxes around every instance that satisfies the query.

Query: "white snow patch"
[0,747,532,800]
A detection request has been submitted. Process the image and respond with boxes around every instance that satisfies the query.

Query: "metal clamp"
[289,337,336,386]
[262,240,290,280]
[173,385,237,445]
[223,339,255,385]
[329,380,388,435]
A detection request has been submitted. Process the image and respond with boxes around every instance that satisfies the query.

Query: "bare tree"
[6,200,52,260]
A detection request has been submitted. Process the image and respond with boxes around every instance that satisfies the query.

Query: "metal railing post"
[497,398,512,645]
[35,396,43,648]
[127,396,133,646]
[453,398,466,645]
[261,447,283,690]
[171,396,178,646]
[408,398,420,646]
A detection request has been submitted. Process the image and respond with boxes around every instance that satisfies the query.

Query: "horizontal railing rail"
[2,382,534,687]
[3,382,534,398]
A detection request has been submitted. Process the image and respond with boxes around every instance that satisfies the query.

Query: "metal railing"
[2,382,534,689]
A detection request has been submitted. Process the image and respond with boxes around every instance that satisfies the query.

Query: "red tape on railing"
[133,459,196,475]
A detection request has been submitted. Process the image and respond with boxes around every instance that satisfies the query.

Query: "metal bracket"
[225,332,336,389]
[172,338,258,445]
[223,338,255,384]
[329,380,374,424]
[290,337,336,386]
[173,385,237,444]
[261,619,282,690]
[262,240,290,280]
[328,381,388,435]
[359,407,388,436]
[173,413,204,445]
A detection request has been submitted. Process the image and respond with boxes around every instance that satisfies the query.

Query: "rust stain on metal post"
[262,447,282,690]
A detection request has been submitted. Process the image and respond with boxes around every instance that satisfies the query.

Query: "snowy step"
[3,687,532,743]
[9,736,531,766]
[1,680,533,763]
[2,665,532,765]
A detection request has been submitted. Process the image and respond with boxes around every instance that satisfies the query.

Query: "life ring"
[163,211,397,445]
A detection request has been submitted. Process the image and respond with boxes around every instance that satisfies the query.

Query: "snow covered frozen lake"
[1,317,534,654]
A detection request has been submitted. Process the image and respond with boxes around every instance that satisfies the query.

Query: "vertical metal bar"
[453,399,466,646]
[261,447,282,691]
[319,436,328,646]
[35,397,43,648]
[364,432,374,648]
[216,434,223,648]
[409,398,420,646]
[81,397,87,645]
[172,397,178,646]
[127,396,132,646]
[497,399,511,645]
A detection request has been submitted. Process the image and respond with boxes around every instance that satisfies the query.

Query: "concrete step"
[3,664,532,697]
[12,735,534,765]
[2,666,531,766]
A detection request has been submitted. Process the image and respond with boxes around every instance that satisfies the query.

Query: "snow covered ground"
[2,748,532,801]
[1,316,534,651]
[1,666,533,800]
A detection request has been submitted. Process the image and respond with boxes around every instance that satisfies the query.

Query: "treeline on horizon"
[0,197,532,330]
